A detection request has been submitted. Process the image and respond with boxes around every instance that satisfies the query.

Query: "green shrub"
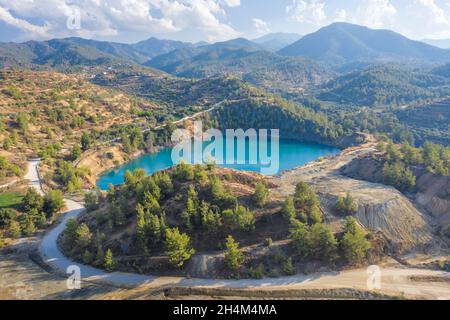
[249,263,265,279]
[253,182,269,208]
[282,258,296,275]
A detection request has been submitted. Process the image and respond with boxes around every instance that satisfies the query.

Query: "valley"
[1,142,449,300]
[0,20,449,301]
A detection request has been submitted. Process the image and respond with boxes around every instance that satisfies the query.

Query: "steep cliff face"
[414,172,450,236]
[311,176,435,254]
[341,155,450,238]
[274,145,441,254]
[354,195,434,253]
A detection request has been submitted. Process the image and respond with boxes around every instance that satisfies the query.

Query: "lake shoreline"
[95,137,341,190]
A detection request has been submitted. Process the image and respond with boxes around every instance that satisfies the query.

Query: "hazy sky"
[1,0,450,43]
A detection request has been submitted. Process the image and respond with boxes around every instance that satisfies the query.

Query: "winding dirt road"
[28,160,450,299]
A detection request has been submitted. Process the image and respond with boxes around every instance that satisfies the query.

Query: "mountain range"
[422,38,450,49]
[145,37,332,92]
[2,23,450,99]
[0,37,194,69]
[253,32,302,51]
[319,64,450,106]
[279,23,450,68]
[2,23,450,72]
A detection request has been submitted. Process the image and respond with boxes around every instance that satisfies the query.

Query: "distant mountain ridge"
[422,38,450,49]
[145,38,332,93]
[0,36,193,69]
[279,23,450,68]
[253,32,302,51]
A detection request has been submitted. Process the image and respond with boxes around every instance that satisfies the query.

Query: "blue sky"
[1,0,450,43]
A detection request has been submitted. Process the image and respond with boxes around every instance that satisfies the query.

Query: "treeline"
[215,98,345,146]
[378,140,450,191]
[319,65,449,107]
[0,188,65,244]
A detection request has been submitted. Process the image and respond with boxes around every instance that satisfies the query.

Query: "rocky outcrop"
[274,144,441,254]
[312,176,435,254]
[414,172,450,236]
[341,155,450,238]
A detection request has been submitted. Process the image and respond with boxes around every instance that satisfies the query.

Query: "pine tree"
[289,219,310,259]
[22,216,36,236]
[201,207,222,232]
[309,223,338,262]
[75,223,92,250]
[64,218,78,244]
[21,187,44,213]
[71,144,82,160]
[282,257,296,275]
[111,202,126,227]
[147,213,162,245]
[95,230,105,263]
[37,212,47,228]
[8,220,21,238]
[141,192,160,215]
[253,182,269,208]
[341,217,371,265]
[336,193,358,216]
[83,250,94,264]
[224,235,244,276]
[81,132,91,151]
[135,204,148,252]
[281,197,296,220]
[164,228,195,268]
[104,249,115,272]
[182,198,197,228]
[293,182,322,224]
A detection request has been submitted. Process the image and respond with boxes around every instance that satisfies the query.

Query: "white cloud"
[252,18,270,34]
[221,0,241,7]
[346,0,397,28]
[0,6,49,38]
[353,0,397,29]
[0,0,241,42]
[286,0,327,25]
[417,0,448,24]
[334,9,347,22]
[398,0,450,39]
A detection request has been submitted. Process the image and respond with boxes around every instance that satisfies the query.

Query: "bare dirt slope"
[272,143,438,254]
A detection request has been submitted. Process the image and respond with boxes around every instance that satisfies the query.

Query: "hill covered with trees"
[146,41,332,93]
[318,65,450,107]
[60,164,379,278]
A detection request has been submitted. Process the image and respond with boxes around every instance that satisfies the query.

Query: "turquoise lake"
[96,137,340,190]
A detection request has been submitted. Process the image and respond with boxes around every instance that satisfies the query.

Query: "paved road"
[28,160,450,298]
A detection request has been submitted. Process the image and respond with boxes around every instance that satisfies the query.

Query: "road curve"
[28,160,450,298]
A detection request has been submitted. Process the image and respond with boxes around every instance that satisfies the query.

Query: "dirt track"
[2,154,446,300]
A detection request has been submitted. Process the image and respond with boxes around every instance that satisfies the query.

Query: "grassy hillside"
[0,69,162,190]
